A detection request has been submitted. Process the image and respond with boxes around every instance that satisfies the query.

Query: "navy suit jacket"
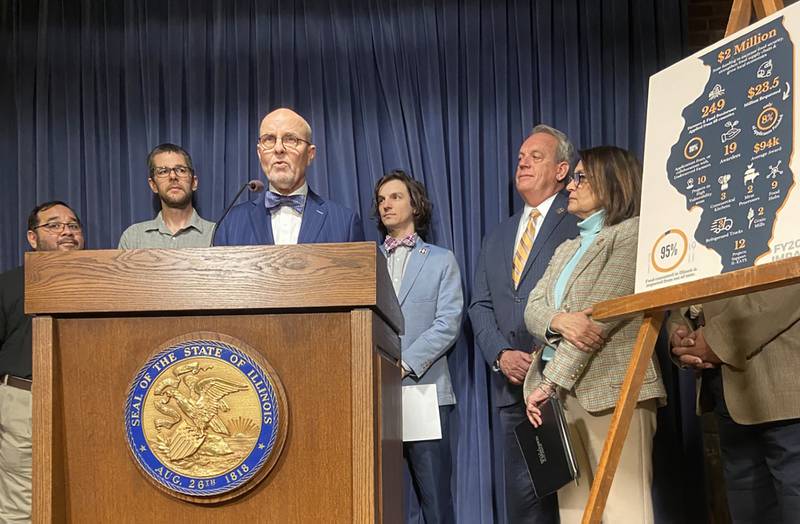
[213,188,364,246]
[468,190,579,407]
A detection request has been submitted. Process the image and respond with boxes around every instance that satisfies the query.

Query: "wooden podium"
[24,242,404,523]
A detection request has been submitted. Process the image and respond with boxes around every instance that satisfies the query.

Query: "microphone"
[210,180,265,246]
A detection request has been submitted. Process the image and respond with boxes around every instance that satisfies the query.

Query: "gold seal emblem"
[125,332,287,502]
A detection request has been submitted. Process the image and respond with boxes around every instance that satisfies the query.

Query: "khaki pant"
[0,384,32,523]
[557,394,657,524]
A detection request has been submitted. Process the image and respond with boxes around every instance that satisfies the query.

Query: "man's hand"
[550,308,606,353]
[525,387,550,427]
[498,350,532,385]
[670,326,721,369]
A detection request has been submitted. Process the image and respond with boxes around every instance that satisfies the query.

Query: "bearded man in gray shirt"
[119,143,214,249]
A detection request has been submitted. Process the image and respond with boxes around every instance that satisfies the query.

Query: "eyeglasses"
[33,222,82,234]
[571,171,588,187]
[152,166,193,179]
[257,134,310,151]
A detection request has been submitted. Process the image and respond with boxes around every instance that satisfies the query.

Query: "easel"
[581,1,787,522]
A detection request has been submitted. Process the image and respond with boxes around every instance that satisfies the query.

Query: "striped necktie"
[512,208,541,288]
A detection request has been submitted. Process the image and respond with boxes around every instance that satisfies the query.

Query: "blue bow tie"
[264,191,306,214]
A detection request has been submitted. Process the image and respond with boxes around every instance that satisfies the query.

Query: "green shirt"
[118,210,215,249]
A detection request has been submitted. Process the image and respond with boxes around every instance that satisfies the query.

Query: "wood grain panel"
[24,243,403,334]
[592,256,800,322]
[350,310,377,523]
[49,313,356,523]
[31,316,63,524]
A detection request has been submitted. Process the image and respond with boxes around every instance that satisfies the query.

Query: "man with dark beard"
[118,143,215,248]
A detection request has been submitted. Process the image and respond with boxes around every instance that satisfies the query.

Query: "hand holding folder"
[514,396,579,498]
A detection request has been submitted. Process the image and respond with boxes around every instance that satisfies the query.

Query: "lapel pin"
[556,207,565,214]
[419,247,428,255]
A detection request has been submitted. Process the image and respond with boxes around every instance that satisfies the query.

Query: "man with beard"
[118,143,215,248]
[213,108,364,246]
[1,201,85,521]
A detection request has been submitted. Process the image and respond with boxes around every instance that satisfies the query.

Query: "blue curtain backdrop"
[1,0,703,522]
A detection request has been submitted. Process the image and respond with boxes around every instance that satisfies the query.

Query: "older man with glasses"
[0,200,85,522]
[213,107,364,246]
[118,143,215,249]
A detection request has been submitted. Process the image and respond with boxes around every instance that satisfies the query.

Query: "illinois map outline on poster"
[667,17,793,273]
[637,12,796,293]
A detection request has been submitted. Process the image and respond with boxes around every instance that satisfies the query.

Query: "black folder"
[514,396,579,498]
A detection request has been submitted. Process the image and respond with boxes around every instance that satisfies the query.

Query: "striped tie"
[512,208,541,289]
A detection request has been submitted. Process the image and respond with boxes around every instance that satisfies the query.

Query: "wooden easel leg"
[726,0,754,37]
[726,0,785,37]
[581,310,665,524]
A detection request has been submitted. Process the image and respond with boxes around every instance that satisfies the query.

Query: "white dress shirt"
[268,183,308,245]
[513,192,557,253]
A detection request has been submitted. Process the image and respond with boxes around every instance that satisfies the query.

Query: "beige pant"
[0,384,32,523]
[557,394,657,524]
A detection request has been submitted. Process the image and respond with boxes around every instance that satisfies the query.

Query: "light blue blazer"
[381,240,463,405]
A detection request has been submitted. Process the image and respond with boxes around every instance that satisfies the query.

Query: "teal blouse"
[543,209,605,361]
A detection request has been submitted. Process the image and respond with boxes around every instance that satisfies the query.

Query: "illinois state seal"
[124,333,287,502]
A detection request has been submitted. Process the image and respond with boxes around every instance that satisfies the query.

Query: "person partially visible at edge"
[374,170,463,524]
[118,143,215,249]
[213,108,364,246]
[669,279,800,520]
[468,124,580,523]
[0,201,85,522]
[523,146,666,523]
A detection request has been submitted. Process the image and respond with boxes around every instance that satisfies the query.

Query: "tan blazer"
[523,216,666,413]
[668,283,800,425]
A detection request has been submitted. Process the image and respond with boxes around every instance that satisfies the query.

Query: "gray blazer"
[382,240,463,405]
[523,217,666,413]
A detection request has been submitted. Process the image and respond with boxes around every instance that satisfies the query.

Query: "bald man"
[213,108,364,246]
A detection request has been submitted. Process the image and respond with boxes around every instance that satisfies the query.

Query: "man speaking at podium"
[213,108,364,246]
[0,201,85,522]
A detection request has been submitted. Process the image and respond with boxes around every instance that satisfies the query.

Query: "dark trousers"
[498,402,559,524]
[404,405,455,524]
[706,370,800,524]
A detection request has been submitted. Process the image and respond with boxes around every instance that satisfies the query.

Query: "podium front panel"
[33,310,401,523]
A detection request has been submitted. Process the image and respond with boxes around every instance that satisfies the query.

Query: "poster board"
[636,4,799,293]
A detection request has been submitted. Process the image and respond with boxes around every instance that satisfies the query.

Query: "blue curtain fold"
[1,1,699,522]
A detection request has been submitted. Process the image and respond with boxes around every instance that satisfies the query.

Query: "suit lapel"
[298,190,327,244]
[503,211,523,287]
[519,191,570,284]
[397,242,429,305]
[560,229,607,300]
[249,194,273,245]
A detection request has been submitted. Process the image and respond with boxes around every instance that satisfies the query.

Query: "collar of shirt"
[522,193,557,225]
[514,192,558,250]
[265,182,309,215]
[578,209,605,237]
[145,209,206,236]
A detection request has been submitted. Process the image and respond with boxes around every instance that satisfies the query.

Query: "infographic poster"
[636,5,799,293]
